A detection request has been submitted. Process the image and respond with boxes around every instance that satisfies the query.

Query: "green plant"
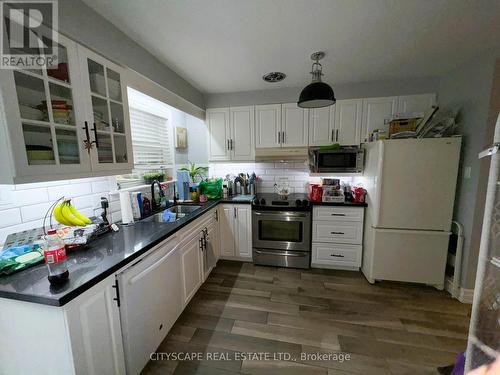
[179,161,208,183]
[143,171,164,183]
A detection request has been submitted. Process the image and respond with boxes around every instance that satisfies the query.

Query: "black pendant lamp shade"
[298,52,336,108]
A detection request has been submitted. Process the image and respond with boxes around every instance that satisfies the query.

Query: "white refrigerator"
[361,137,461,287]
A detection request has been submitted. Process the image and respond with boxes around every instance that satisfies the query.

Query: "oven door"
[252,210,311,251]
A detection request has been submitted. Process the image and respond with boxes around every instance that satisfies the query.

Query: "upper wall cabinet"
[207,106,254,161]
[334,99,362,146]
[281,103,309,147]
[309,106,335,146]
[207,108,230,161]
[78,46,134,173]
[361,96,398,143]
[255,104,281,148]
[397,93,436,115]
[0,33,134,184]
[255,103,308,148]
[230,106,255,160]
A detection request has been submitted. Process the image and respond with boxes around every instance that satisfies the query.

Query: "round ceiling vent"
[263,72,286,82]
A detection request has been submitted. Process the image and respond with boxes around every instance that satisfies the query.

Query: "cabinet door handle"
[331,231,345,235]
[282,131,285,144]
[215,210,218,221]
[199,238,204,252]
[234,207,237,218]
[227,139,230,150]
[92,123,99,148]
[331,129,334,142]
[230,139,234,150]
[82,121,91,152]
[278,132,281,144]
[335,129,339,142]
[330,253,345,258]
[331,213,346,216]
[112,279,120,307]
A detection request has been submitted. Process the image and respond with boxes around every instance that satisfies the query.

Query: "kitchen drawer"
[313,220,363,244]
[312,243,362,268]
[313,206,364,222]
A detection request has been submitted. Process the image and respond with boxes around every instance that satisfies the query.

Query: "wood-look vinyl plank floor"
[142,260,471,375]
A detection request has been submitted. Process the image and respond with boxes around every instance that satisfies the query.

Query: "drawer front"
[313,206,364,222]
[312,243,362,267]
[313,221,363,244]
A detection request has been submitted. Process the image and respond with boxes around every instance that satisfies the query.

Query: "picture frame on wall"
[175,127,187,148]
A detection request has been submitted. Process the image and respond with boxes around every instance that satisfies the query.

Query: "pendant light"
[298,51,336,108]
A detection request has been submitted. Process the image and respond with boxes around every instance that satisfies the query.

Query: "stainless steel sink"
[167,205,201,214]
[142,205,202,223]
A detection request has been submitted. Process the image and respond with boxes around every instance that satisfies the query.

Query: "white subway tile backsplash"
[0,177,122,248]
[0,208,22,228]
[47,183,92,200]
[20,202,53,222]
[91,180,110,194]
[7,188,50,206]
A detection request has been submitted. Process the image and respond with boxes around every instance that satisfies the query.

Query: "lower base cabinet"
[0,208,220,375]
[219,204,252,260]
[180,233,204,307]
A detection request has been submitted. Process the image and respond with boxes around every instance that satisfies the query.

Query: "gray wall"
[438,47,499,290]
[172,110,207,167]
[204,76,440,108]
[58,0,204,109]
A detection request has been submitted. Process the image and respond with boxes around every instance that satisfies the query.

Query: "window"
[127,88,174,169]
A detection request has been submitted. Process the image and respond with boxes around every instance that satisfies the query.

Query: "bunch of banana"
[53,200,93,227]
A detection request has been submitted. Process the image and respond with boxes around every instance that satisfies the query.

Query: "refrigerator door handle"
[479,143,500,159]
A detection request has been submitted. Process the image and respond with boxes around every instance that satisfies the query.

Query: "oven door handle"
[254,250,307,257]
[253,211,309,218]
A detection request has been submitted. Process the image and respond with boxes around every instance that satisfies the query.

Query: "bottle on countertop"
[43,229,69,285]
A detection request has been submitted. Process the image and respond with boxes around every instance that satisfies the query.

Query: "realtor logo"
[0,0,58,69]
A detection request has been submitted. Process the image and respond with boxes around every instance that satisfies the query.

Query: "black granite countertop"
[0,200,224,307]
[311,201,367,207]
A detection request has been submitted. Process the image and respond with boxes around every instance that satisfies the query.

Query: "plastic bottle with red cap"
[43,229,69,284]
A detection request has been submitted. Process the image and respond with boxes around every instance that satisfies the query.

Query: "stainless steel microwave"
[309,147,364,173]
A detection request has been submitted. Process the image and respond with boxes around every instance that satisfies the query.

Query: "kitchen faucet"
[151,180,165,211]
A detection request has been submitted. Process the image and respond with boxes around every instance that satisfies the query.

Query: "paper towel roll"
[119,191,134,224]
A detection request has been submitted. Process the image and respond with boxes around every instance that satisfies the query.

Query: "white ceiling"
[82,0,500,94]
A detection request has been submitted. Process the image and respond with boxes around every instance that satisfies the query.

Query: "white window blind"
[129,108,173,168]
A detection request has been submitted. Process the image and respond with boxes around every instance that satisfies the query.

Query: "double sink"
[142,204,202,223]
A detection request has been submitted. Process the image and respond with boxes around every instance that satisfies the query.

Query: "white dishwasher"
[117,237,182,375]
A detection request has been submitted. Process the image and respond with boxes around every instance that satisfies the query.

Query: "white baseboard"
[458,288,474,304]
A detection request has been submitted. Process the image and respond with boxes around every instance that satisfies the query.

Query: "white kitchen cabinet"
[334,99,363,146]
[117,237,181,375]
[361,96,398,142]
[66,274,126,375]
[308,106,335,146]
[255,104,281,148]
[397,93,436,115]
[207,108,231,161]
[312,206,364,270]
[230,106,255,160]
[77,45,134,173]
[235,204,252,258]
[219,204,236,257]
[208,106,254,161]
[281,103,308,147]
[203,219,219,280]
[218,204,252,259]
[180,232,204,307]
[0,32,134,184]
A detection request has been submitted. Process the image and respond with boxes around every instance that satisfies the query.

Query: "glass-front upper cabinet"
[77,45,133,173]
[0,31,133,183]
[1,33,92,182]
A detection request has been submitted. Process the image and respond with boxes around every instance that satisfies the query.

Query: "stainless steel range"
[252,193,312,269]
